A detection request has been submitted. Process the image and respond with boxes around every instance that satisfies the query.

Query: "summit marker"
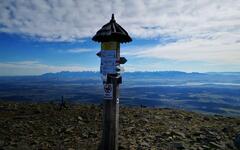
[92,14,132,150]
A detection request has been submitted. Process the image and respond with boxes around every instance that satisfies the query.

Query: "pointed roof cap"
[92,14,132,43]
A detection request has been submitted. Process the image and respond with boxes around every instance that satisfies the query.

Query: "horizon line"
[1,70,240,77]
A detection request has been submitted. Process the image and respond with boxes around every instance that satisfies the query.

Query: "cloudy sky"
[0,0,239,75]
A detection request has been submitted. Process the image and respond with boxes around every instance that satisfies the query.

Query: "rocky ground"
[0,102,240,150]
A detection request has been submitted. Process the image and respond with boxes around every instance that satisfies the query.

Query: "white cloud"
[0,0,239,69]
[0,61,97,76]
[124,62,240,73]
[128,32,240,64]
[65,48,93,53]
[0,0,239,41]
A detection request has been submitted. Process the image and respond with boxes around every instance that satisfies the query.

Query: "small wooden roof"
[92,14,132,43]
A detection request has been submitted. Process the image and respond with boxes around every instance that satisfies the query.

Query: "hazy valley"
[0,71,240,116]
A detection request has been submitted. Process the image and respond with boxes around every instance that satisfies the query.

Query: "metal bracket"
[105,74,122,84]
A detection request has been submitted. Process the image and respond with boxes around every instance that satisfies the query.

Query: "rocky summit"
[0,102,240,150]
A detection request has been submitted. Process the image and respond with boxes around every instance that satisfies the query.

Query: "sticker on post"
[101,74,107,83]
[104,84,113,99]
[101,65,116,75]
[101,58,116,66]
[101,50,116,58]
[100,50,117,75]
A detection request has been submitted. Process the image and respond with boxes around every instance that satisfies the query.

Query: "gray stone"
[140,118,149,123]
[77,116,83,121]
[173,131,186,138]
[210,142,225,149]
[119,144,128,150]
[64,138,70,142]
[154,115,162,120]
[17,142,31,150]
[66,126,74,132]
[141,141,150,147]
[234,133,240,150]
[170,142,185,150]
[0,140,4,147]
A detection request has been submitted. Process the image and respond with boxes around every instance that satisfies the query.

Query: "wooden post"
[100,42,120,150]
[92,14,132,150]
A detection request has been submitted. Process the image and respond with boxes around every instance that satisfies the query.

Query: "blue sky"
[0,0,240,76]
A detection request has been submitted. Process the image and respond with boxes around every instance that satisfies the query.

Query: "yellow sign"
[101,42,120,50]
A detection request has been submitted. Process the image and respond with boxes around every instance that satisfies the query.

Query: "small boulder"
[77,116,83,121]
[209,142,225,149]
[234,133,240,149]
[0,140,4,147]
[66,126,74,132]
[140,118,149,123]
[141,141,150,148]
[173,131,186,138]
[170,142,185,150]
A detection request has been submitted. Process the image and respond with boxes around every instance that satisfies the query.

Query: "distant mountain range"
[41,71,99,79]
[41,71,240,78]
[38,71,240,83]
[0,71,240,84]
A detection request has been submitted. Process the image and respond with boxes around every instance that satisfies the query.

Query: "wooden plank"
[99,42,120,150]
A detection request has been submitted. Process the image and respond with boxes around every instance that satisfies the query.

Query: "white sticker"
[101,74,107,82]
[101,50,116,58]
[104,84,113,100]
[101,65,116,75]
[100,50,117,75]
[101,58,116,66]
